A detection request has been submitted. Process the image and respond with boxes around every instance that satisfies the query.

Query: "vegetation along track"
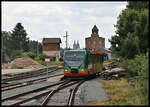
[2,79,85,106]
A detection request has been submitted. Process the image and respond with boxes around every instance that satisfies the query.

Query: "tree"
[29,40,38,53]
[127,1,149,10]
[109,3,149,58]
[120,33,140,59]
[29,40,42,54]
[2,31,12,62]
[38,42,42,54]
[10,22,30,52]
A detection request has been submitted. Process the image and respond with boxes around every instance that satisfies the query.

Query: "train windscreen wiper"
[64,61,71,69]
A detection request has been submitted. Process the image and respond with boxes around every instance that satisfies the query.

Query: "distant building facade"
[85,25,105,50]
[73,40,80,50]
[42,38,61,61]
[85,25,112,60]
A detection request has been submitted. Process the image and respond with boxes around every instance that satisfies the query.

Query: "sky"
[2,1,127,49]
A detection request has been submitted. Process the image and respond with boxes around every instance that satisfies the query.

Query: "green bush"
[34,56,40,61]
[120,53,149,105]
[38,53,48,61]
[37,60,47,66]
[135,53,149,105]
[22,51,37,59]
[49,61,63,66]
[11,50,23,60]
[120,58,138,76]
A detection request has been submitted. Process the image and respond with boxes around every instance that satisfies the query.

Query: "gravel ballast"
[76,77,109,105]
[2,77,109,106]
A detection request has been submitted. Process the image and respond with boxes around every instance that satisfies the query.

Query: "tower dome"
[92,25,99,35]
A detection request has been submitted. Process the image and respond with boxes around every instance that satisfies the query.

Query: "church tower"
[73,40,80,50]
[85,25,105,50]
[91,25,99,37]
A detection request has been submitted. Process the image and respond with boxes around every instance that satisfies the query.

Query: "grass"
[11,64,24,69]
[2,63,8,68]
[103,60,111,65]
[94,78,145,106]
[48,61,63,66]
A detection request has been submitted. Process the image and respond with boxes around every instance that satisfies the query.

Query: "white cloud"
[87,16,116,24]
[2,2,127,48]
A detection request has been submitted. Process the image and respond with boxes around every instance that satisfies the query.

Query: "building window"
[88,41,90,45]
[99,41,101,45]
[94,41,96,45]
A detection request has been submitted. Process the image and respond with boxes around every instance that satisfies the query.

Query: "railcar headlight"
[80,69,84,71]
[65,69,68,72]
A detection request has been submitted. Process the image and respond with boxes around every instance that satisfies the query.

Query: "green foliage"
[22,51,37,59]
[49,61,63,66]
[22,51,48,66]
[135,53,149,105]
[120,53,149,105]
[38,53,48,61]
[109,2,149,58]
[120,56,141,76]
[2,23,32,63]
[120,33,140,59]
[2,31,12,62]
[37,60,47,66]
[10,22,30,51]
[34,56,47,66]
[11,50,23,60]
[127,1,149,10]
[29,40,42,54]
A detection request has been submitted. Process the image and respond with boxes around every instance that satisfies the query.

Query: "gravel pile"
[7,56,45,69]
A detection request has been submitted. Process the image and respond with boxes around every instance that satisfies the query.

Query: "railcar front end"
[63,50,88,78]
[63,50,104,78]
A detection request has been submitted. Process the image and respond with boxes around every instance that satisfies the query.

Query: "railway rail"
[41,80,85,106]
[2,68,63,88]
[2,79,85,106]
[2,66,61,82]
[67,80,85,106]
[2,73,63,92]
[2,80,67,103]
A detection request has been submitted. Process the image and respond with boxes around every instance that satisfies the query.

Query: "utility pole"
[37,40,38,55]
[63,31,70,50]
[2,35,3,64]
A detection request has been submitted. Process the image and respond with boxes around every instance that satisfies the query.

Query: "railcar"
[63,50,104,78]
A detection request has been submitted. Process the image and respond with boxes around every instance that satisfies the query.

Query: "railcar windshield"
[64,51,85,68]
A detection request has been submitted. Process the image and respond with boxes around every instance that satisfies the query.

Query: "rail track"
[2,73,63,92]
[2,79,86,106]
[2,66,61,82]
[1,68,61,87]
[2,67,64,92]
[2,80,67,103]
